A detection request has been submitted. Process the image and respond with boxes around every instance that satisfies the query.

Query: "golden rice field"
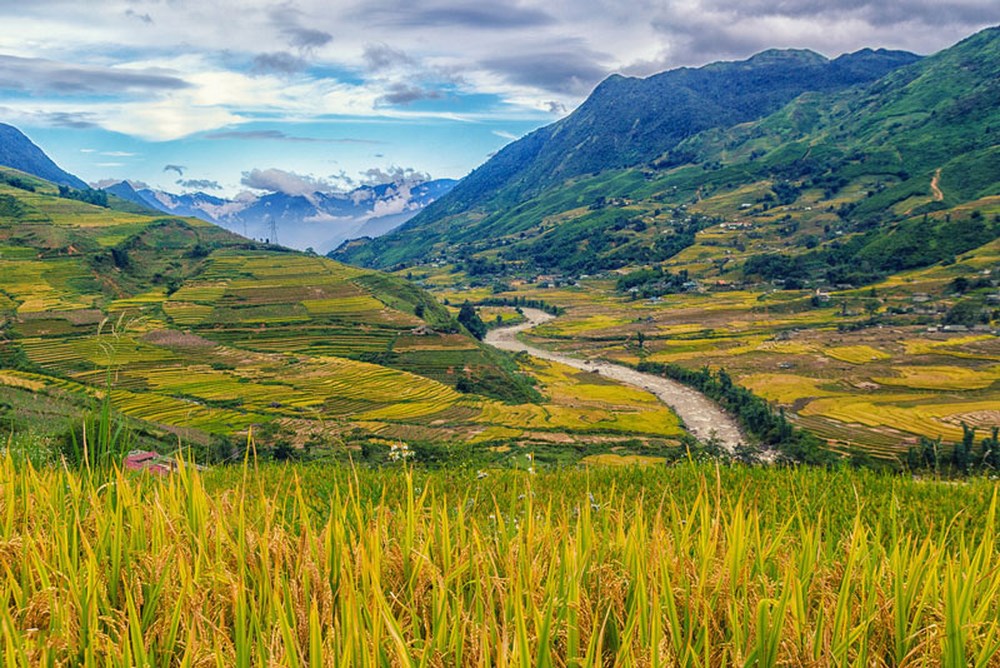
[4,459,1000,665]
[421,273,998,455]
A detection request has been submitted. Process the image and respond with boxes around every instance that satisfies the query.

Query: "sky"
[0,0,997,197]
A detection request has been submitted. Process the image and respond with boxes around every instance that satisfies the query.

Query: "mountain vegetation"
[333,29,998,289]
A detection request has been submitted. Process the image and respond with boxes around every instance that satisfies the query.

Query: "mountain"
[0,123,88,189]
[103,178,457,253]
[0,158,544,453]
[333,47,922,268]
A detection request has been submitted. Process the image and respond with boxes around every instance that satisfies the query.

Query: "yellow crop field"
[799,396,1000,442]
[7,461,1000,664]
[901,335,1000,360]
[825,345,892,363]
[873,365,1000,391]
[741,373,841,404]
[301,295,387,315]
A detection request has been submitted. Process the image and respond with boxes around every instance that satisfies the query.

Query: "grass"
[5,457,1000,664]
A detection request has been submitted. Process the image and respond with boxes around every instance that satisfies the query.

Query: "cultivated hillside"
[333,46,921,268]
[0,164,560,449]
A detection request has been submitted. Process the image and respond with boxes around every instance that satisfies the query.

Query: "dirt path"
[930,168,944,202]
[486,308,746,452]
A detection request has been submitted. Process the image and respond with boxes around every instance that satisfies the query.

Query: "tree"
[457,301,487,340]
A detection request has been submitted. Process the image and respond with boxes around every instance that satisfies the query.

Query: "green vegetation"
[637,361,835,465]
[334,28,998,289]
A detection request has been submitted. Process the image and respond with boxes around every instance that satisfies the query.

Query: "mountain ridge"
[102,178,457,253]
[0,123,88,189]
[331,29,996,281]
[368,46,920,233]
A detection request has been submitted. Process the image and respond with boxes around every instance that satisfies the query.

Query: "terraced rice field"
[414,272,1000,456]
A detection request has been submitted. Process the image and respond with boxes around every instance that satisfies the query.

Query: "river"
[485,308,746,451]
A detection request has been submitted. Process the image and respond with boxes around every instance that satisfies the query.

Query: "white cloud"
[241,167,334,196]
[0,0,995,143]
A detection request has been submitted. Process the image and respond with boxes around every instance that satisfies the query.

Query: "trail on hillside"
[486,308,746,452]
[930,168,944,201]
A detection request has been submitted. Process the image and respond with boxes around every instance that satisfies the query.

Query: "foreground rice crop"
[2,458,1000,665]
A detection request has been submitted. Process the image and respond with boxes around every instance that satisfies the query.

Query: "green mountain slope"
[333,47,920,268]
[333,28,998,286]
[0,123,88,189]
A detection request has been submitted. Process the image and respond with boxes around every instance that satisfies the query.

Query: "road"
[485,308,746,451]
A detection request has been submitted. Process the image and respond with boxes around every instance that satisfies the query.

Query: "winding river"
[485,308,746,451]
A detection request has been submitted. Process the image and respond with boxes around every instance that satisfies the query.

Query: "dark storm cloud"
[163,164,186,176]
[360,1,554,29]
[204,129,381,144]
[176,178,222,190]
[251,51,308,75]
[362,43,414,72]
[376,83,443,105]
[481,50,609,95]
[0,55,189,95]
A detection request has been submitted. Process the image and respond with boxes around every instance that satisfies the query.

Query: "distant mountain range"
[0,123,456,254]
[333,27,999,286]
[102,178,457,253]
[0,123,88,189]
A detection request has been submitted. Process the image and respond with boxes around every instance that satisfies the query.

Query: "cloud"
[206,129,322,142]
[481,49,610,95]
[363,2,555,29]
[92,178,151,190]
[204,129,382,144]
[286,26,333,50]
[176,178,222,191]
[241,167,333,195]
[38,111,100,128]
[0,55,189,95]
[163,164,186,176]
[96,162,125,167]
[251,51,308,75]
[492,129,519,140]
[124,9,152,24]
[360,165,431,186]
[269,3,333,52]
[377,83,443,106]
[101,150,137,157]
[92,178,125,188]
[362,43,415,72]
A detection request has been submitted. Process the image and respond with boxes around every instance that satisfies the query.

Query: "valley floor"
[486,308,745,450]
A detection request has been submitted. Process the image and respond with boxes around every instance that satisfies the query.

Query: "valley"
[486,308,746,449]
[2,9,1000,665]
